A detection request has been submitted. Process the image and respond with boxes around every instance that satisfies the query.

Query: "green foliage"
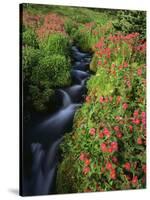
[32,54,71,88]
[70,21,114,52]
[113,10,146,39]
[23,33,72,112]
[22,28,39,48]
[39,34,71,56]
[64,19,78,35]
[71,27,91,51]
[23,46,40,80]
[29,85,55,112]
[90,54,99,72]
[87,68,114,96]
[57,155,78,194]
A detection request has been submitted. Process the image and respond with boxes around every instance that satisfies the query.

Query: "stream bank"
[22,45,92,196]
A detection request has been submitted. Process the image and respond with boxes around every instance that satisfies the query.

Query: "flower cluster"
[100,141,118,153]
[79,153,91,175]
[23,11,41,28]
[109,32,140,44]
[77,31,146,191]
[37,13,66,38]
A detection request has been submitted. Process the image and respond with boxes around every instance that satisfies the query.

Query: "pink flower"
[108,147,113,153]
[111,141,118,151]
[109,96,113,102]
[103,128,111,138]
[99,96,104,103]
[126,80,131,88]
[83,167,90,175]
[116,132,122,138]
[133,110,139,117]
[119,65,123,70]
[85,96,90,103]
[123,62,128,68]
[122,103,128,110]
[137,137,142,144]
[124,162,131,171]
[132,118,140,125]
[129,125,133,132]
[79,153,86,161]
[104,60,107,64]
[116,96,121,104]
[141,112,146,118]
[110,169,116,180]
[116,116,122,120]
[99,132,104,139]
[137,68,142,76]
[84,159,90,166]
[89,128,96,136]
[132,176,138,185]
[98,60,102,65]
[104,97,109,103]
[142,119,146,125]
[112,157,118,163]
[142,118,146,125]
[114,126,119,132]
[106,162,113,170]
[100,143,107,152]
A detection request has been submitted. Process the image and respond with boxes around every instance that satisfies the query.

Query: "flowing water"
[22,45,92,196]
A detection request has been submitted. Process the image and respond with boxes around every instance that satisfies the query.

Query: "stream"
[22,45,92,196]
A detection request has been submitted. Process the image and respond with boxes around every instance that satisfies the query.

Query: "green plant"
[90,54,99,72]
[22,27,39,48]
[39,33,71,56]
[23,46,40,80]
[37,54,71,87]
[29,54,71,112]
[22,28,72,112]
[113,10,146,39]
[64,19,78,35]
[29,85,55,112]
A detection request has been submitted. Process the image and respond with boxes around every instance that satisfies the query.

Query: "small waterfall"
[71,69,89,82]
[57,89,71,108]
[31,143,45,173]
[26,137,63,195]
[45,137,63,170]
[73,61,89,71]
[67,85,83,102]
[81,78,87,86]
[71,46,89,59]
[40,104,78,131]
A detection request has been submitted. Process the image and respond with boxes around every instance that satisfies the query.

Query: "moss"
[56,156,78,193]
[90,54,99,72]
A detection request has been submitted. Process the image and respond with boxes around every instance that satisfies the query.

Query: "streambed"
[22,45,92,196]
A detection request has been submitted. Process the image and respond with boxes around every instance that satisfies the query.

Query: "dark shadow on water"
[8,188,19,195]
